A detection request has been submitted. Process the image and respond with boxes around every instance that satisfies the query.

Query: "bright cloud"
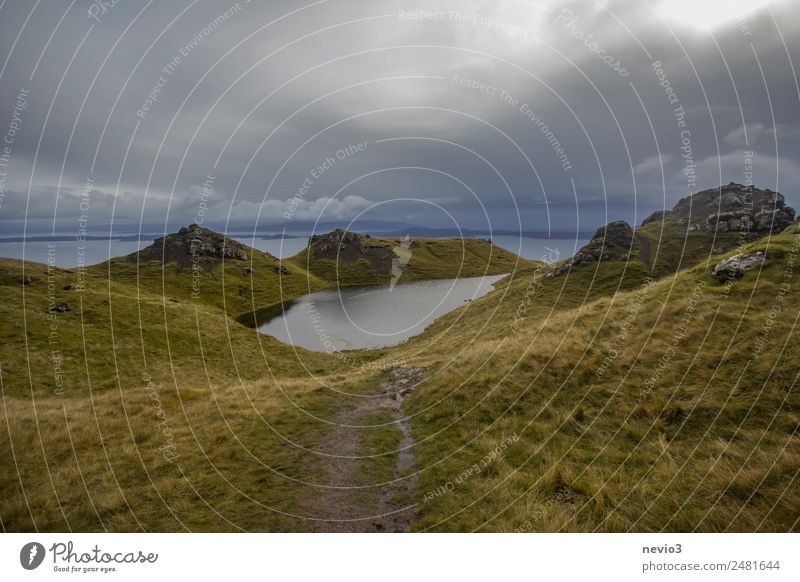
[656,0,786,31]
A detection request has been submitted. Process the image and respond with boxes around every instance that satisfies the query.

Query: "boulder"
[712,251,765,282]
[676,183,796,236]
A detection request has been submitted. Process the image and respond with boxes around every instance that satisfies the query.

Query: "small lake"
[258,274,506,352]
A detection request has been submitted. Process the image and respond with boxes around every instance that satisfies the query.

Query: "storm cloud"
[0,0,798,236]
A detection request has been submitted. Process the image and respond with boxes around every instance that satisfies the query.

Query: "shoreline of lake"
[256,274,506,352]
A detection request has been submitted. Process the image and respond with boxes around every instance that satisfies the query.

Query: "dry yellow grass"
[2,228,799,532]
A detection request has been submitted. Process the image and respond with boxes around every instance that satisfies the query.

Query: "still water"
[488,235,585,264]
[0,239,148,268]
[258,274,506,352]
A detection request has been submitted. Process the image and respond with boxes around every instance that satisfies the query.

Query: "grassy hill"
[288,228,534,286]
[394,225,800,531]
[98,224,330,325]
[1,223,525,399]
[1,190,799,533]
[637,182,794,278]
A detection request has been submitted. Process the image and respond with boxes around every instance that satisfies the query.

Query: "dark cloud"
[0,0,798,236]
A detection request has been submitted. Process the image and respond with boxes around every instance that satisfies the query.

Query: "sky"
[0,0,798,235]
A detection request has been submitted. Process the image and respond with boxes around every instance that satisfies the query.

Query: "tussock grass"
[2,229,798,532]
[395,228,800,531]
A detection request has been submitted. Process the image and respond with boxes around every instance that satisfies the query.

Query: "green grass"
[99,246,329,324]
[352,409,404,487]
[0,257,358,399]
[2,228,798,532]
[636,215,755,278]
[396,227,800,531]
[289,235,536,286]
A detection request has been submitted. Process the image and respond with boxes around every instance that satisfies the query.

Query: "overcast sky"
[0,0,798,235]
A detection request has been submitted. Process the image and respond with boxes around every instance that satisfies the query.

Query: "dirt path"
[638,233,653,270]
[305,368,425,532]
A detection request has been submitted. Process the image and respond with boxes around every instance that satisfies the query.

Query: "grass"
[636,214,757,278]
[352,409,404,488]
[99,246,330,325]
[396,227,800,531]
[289,235,535,286]
[0,257,355,398]
[1,228,798,532]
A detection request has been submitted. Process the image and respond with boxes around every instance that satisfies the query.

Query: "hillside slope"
[99,224,330,325]
[549,183,795,282]
[2,190,798,533]
[393,225,800,531]
[289,228,536,286]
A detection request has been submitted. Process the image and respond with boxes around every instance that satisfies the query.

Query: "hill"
[288,228,535,286]
[97,224,533,326]
[1,186,798,533]
[390,223,800,531]
[548,183,795,284]
[101,224,329,323]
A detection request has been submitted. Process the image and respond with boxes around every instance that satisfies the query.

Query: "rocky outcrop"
[548,221,634,277]
[641,210,667,225]
[551,183,793,279]
[707,205,795,234]
[656,182,795,236]
[308,229,395,276]
[712,251,766,282]
[130,224,249,269]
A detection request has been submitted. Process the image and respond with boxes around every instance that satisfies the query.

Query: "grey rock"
[712,251,766,282]
[641,210,667,226]
[131,224,248,268]
[700,185,794,235]
[548,221,633,277]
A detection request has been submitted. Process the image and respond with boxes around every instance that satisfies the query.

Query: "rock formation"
[642,182,795,237]
[548,221,634,277]
[130,224,249,269]
[308,229,395,276]
[712,251,766,282]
